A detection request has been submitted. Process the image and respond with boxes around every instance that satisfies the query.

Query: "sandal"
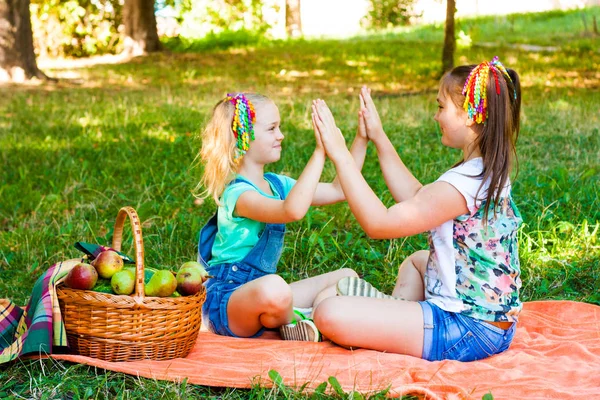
[336,276,402,300]
[279,310,321,342]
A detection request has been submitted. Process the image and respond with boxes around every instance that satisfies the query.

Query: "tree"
[363,0,417,29]
[285,0,301,38]
[0,0,46,82]
[123,0,160,56]
[441,0,456,74]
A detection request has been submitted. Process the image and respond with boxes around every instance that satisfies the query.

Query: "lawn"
[1,7,599,399]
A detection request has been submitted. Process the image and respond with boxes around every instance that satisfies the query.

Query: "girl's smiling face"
[434,89,474,150]
[244,101,284,165]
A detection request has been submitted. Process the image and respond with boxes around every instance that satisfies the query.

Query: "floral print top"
[425,158,523,322]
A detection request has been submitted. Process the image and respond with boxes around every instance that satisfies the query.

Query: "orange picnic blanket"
[52,301,600,399]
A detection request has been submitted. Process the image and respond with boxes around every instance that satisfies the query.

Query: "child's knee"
[313,297,344,335]
[256,275,293,311]
[399,250,429,276]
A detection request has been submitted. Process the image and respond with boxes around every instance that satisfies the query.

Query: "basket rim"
[56,283,205,310]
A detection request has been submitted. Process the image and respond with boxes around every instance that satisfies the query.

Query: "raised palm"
[360,86,385,142]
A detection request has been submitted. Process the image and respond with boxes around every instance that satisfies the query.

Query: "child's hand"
[312,99,348,162]
[357,93,368,140]
[311,109,325,154]
[360,86,385,143]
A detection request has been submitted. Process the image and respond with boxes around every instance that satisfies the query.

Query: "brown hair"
[440,63,521,220]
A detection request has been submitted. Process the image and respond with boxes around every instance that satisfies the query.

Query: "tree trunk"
[0,0,47,82]
[441,0,456,74]
[285,0,302,38]
[122,0,160,56]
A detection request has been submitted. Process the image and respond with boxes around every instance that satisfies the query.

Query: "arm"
[313,100,468,238]
[311,108,368,206]
[235,118,326,224]
[360,86,422,202]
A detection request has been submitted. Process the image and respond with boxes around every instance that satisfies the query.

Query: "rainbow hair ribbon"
[225,93,256,156]
[462,56,514,124]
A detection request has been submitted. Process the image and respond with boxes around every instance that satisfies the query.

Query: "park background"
[1,0,599,398]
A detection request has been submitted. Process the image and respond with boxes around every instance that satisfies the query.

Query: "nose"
[276,128,284,140]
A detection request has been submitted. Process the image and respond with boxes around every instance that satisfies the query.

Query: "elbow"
[362,220,382,239]
[284,206,305,222]
[362,218,401,240]
[365,228,386,240]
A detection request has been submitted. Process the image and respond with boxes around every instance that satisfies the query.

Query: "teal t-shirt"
[208,173,296,266]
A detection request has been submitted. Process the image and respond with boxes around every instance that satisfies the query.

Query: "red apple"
[176,266,203,296]
[64,262,98,290]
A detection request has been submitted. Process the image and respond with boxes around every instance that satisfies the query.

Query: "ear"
[465,118,476,127]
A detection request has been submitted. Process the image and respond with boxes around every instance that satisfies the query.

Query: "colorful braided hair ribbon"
[225,93,256,158]
[462,56,514,124]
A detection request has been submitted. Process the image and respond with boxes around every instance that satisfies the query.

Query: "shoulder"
[222,178,256,198]
[221,178,259,216]
[436,158,485,213]
[440,158,484,181]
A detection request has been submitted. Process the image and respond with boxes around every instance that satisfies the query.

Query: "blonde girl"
[197,92,367,341]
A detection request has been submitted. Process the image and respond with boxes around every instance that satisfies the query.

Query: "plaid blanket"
[0,259,78,364]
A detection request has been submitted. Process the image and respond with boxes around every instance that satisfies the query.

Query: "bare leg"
[311,284,337,309]
[313,296,424,357]
[392,250,428,301]
[288,268,358,308]
[227,274,294,337]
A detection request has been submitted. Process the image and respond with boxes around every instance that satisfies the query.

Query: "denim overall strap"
[197,213,217,267]
[264,173,288,201]
[233,173,287,275]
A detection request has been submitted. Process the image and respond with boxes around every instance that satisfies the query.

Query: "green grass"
[1,6,599,399]
[353,6,600,51]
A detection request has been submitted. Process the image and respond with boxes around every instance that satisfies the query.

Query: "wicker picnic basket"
[57,206,205,362]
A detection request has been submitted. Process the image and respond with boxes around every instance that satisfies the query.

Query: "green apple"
[145,270,177,297]
[111,269,135,295]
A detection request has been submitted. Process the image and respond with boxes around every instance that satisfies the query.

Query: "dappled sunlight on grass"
[520,220,599,303]
[38,53,134,70]
[144,125,181,143]
[2,11,599,310]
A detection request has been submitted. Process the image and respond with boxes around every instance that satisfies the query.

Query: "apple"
[92,250,124,279]
[64,262,98,290]
[176,266,203,296]
[111,269,135,295]
[145,270,177,297]
[180,261,210,282]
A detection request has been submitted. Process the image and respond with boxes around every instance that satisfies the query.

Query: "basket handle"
[112,206,145,300]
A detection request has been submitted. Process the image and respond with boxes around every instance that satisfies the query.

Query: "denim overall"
[198,173,287,337]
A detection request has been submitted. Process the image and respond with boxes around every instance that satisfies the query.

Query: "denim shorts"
[419,300,516,362]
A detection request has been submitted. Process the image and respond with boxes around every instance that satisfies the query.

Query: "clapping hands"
[311,85,386,163]
[311,99,347,162]
[358,86,385,144]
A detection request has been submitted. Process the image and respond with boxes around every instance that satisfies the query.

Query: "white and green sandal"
[336,276,402,300]
[279,310,320,342]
